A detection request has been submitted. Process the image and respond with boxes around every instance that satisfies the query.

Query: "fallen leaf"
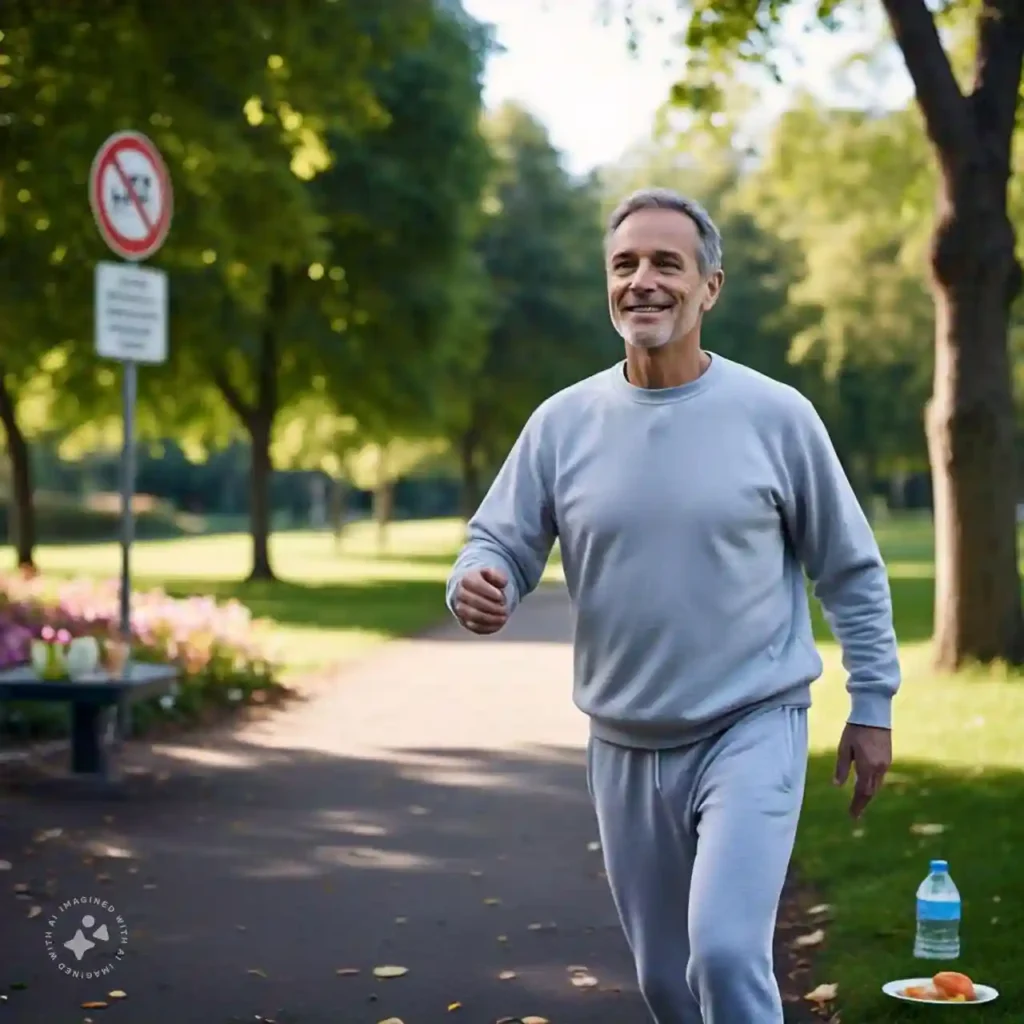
[484,898,501,906]
[108,990,127,999]
[496,934,508,943]
[570,973,599,988]
[805,982,838,1003]
[336,968,360,976]
[372,965,409,979]
[81,1002,109,1010]
[0,861,10,871]
[793,929,825,948]
[521,1018,550,1024]
[498,970,517,981]
[377,1018,404,1024]
[447,1002,462,1011]
[27,906,42,919]
[910,822,946,836]
[246,968,267,978]
[527,921,556,932]
[97,845,132,859]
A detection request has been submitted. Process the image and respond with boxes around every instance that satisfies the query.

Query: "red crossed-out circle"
[89,131,173,261]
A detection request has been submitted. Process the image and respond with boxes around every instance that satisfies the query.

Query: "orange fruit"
[933,972,975,1001]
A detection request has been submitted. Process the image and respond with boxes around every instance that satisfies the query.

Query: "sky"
[461,0,913,175]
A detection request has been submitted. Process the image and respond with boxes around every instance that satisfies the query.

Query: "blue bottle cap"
[930,859,948,872]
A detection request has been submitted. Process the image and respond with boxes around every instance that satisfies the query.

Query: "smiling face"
[606,207,723,351]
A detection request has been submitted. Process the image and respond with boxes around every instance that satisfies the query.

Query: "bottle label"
[917,898,961,922]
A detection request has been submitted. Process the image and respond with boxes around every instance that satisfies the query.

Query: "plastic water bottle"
[914,859,961,959]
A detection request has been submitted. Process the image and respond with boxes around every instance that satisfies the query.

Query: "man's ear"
[701,269,725,313]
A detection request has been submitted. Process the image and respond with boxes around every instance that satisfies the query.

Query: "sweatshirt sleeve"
[779,396,901,729]
[445,407,558,618]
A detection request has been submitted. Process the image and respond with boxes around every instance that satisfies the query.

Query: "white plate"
[883,978,999,1005]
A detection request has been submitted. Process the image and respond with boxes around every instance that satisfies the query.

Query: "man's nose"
[629,260,656,291]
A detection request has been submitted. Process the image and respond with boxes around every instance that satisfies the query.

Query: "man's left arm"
[780,396,901,814]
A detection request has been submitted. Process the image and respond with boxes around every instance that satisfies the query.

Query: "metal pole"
[119,359,137,639]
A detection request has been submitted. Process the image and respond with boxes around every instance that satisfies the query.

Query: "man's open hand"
[834,723,892,818]
[453,568,510,635]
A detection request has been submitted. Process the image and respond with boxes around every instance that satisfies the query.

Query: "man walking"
[445,187,900,1024]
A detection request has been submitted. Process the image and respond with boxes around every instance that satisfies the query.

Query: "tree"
[2,1,434,574]
[610,0,1024,667]
[734,98,936,495]
[444,103,617,513]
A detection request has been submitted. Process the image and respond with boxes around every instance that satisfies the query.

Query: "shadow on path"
[0,584,818,1022]
[0,739,643,1023]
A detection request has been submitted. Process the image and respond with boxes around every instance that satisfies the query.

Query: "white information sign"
[94,260,168,364]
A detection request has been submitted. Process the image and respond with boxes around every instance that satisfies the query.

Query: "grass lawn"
[796,514,1024,1021]
[1,519,474,677]
[5,512,1024,1017]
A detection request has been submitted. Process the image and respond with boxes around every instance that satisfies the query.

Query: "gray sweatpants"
[587,705,808,1024]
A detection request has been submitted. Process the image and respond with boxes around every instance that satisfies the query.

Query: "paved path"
[0,586,654,1023]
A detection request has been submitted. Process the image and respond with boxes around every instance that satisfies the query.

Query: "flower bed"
[0,574,284,740]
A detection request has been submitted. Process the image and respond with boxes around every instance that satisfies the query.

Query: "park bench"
[0,662,178,779]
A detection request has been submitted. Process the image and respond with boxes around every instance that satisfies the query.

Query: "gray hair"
[605,187,723,277]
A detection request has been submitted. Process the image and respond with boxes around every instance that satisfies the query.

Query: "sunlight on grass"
[4,520,472,676]
[6,520,567,676]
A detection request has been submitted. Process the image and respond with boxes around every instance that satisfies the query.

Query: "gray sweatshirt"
[446,354,901,749]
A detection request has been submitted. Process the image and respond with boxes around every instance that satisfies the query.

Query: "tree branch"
[970,0,1024,175]
[212,365,253,424]
[880,0,974,171]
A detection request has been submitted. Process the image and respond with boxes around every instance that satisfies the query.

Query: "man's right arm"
[446,408,557,621]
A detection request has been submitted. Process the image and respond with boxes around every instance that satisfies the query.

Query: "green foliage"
[2,0,493,572]
[447,103,616,474]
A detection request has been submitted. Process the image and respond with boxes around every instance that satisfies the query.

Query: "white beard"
[613,315,676,350]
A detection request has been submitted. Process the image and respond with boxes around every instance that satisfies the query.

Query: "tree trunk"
[926,182,1024,668]
[212,266,286,583]
[880,0,1024,667]
[0,369,36,571]
[330,475,349,549]
[247,414,275,581]
[373,479,394,553]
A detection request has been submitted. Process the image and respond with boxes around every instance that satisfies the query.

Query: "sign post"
[89,131,172,643]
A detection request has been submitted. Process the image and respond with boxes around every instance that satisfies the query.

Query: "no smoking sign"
[89,131,172,261]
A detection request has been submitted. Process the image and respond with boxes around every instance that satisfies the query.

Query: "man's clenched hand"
[834,722,892,818]
[453,568,510,635]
